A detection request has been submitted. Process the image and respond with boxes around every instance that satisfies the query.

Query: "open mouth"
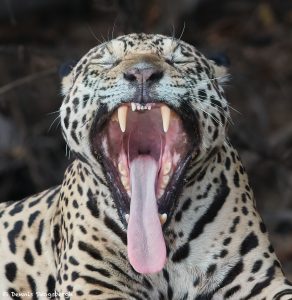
[91,102,198,273]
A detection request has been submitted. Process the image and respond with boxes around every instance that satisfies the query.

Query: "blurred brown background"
[0,0,291,279]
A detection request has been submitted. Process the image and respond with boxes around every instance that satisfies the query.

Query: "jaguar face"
[60,33,229,274]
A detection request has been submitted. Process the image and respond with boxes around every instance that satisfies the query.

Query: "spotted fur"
[0,33,291,299]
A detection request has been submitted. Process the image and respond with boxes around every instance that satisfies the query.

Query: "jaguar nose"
[123,67,164,84]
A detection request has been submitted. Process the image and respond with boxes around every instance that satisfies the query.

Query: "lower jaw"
[99,142,194,222]
[96,138,195,274]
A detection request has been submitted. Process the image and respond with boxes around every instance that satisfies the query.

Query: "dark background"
[0,0,291,279]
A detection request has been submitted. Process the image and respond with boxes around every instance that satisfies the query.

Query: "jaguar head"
[60,33,229,274]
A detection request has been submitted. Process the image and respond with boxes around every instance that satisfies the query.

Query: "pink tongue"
[127,156,166,274]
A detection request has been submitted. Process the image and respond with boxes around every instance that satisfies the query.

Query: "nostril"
[124,68,164,83]
[123,72,137,82]
[148,70,164,82]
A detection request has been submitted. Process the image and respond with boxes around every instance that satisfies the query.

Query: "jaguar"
[0,33,291,299]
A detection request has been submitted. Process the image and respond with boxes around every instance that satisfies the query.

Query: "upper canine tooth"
[131,103,136,111]
[161,105,170,133]
[118,105,128,132]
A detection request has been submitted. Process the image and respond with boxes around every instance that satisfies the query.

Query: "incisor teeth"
[161,105,171,133]
[118,105,128,132]
[159,213,167,225]
[131,103,136,111]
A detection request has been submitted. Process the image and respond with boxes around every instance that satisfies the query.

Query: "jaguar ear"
[59,60,77,96]
[208,53,230,85]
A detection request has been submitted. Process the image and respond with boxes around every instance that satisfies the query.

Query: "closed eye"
[90,59,121,68]
[165,59,196,66]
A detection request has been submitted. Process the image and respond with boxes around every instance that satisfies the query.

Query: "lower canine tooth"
[131,103,136,111]
[159,213,167,225]
[125,214,129,223]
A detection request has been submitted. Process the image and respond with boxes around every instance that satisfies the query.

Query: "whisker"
[48,115,61,132]
[199,100,233,126]
[47,110,60,116]
[80,116,94,129]
[86,24,104,44]
[171,23,176,41]
[111,17,117,40]
[169,93,224,127]
[178,22,186,41]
